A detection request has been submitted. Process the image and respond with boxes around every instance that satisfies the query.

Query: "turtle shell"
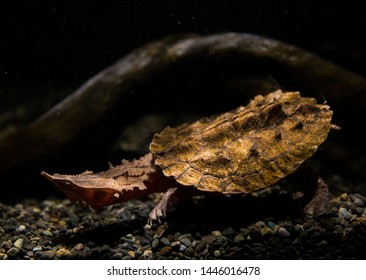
[150,90,332,194]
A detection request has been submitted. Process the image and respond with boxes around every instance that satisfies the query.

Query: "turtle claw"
[147,187,178,225]
[147,206,165,226]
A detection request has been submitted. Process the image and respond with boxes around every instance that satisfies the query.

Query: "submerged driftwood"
[1,33,366,196]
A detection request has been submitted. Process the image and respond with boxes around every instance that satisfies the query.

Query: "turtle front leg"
[147,187,179,225]
[147,186,203,225]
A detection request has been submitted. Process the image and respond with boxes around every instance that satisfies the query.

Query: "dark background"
[0,1,365,198]
[1,1,365,90]
[1,2,366,260]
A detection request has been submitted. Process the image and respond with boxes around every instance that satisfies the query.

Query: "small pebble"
[319,240,328,247]
[56,248,71,258]
[160,237,170,246]
[13,238,24,249]
[179,244,187,252]
[295,224,304,231]
[125,233,135,240]
[128,250,135,258]
[277,227,291,238]
[143,249,153,257]
[222,227,235,236]
[107,217,118,223]
[351,196,364,207]
[340,193,348,201]
[42,230,53,237]
[191,240,200,248]
[255,221,265,228]
[195,241,206,253]
[267,221,276,229]
[234,233,245,243]
[18,225,27,233]
[121,235,136,244]
[73,243,84,251]
[36,250,55,260]
[339,207,352,220]
[213,250,221,258]
[170,241,180,250]
[159,246,172,256]
[121,242,132,249]
[310,231,321,239]
[303,219,316,230]
[179,238,192,247]
[166,234,175,242]
[202,235,216,244]
[345,227,353,233]
[135,250,143,258]
[7,247,19,258]
[101,244,111,253]
[211,230,222,237]
[174,232,182,240]
[120,248,129,256]
[111,253,123,260]
[283,223,295,232]
[151,238,159,249]
[261,227,274,236]
[32,246,43,252]
[333,225,344,235]
[2,240,13,250]
[185,247,195,257]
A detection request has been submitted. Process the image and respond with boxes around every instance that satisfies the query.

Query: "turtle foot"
[289,164,331,218]
[147,185,204,225]
[147,187,179,225]
[302,176,330,217]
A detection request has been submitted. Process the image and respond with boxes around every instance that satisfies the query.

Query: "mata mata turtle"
[41,90,335,224]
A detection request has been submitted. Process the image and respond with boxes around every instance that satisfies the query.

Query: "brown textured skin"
[150,90,332,194]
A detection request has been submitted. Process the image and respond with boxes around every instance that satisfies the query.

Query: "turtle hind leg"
[289,164,330,218]
[147,186,203,226]
[302,176,330,217]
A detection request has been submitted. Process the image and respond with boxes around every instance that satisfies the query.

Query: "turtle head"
[41,171,131,210]
[41,153,169,211]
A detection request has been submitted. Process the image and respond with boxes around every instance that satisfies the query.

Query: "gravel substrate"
[1,187,366,260]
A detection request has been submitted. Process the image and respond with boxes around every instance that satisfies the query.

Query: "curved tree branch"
[1,33,365,195]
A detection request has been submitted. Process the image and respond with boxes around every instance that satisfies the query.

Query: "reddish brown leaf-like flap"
[41,153,171,210]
